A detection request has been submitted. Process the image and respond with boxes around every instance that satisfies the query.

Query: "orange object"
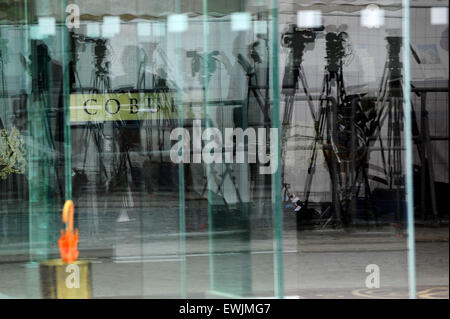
[58,200,79,263]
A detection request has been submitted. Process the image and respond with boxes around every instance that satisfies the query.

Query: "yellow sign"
[70,92,202,123]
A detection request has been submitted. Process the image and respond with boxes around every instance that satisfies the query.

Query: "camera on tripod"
[72,34,110,73]
[186,50,202,77]
[384,36,403,96]
[386,36,402,71]
[281,24,324,67]
[186,50,220,80]
[325,31,349,72]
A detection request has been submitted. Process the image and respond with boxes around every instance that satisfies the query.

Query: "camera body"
[385,36,403,96]
[186,50,220,82]
[386,36,402,70]
[325,31,349,72]
[72,35,108,64]
[281,24,324,67]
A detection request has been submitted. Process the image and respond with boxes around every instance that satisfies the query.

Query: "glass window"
[0,0,447,299]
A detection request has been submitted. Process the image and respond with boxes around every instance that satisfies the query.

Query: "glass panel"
[202,0,282,298]
[0,0,448,300]
[279,0,414,297]
[0,0,70,297]
[0,0,283,298]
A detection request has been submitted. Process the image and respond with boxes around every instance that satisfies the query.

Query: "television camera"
[281,24,325,68]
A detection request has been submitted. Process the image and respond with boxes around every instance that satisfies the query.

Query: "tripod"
[69,35,108,194]
[300,55,348,224]
[374,37,405,189]
[183,50,244,207]
[372,37,439,227]
[280,25,323,203]
[237,34,273,215]
[299,31,375,226]
[280,60,318,210]
[145,45,178,157]
[70,35,112,192]
[237,43,271,128]
[215,161,243,207]
[76,38,112,190]
[197,120,243,208]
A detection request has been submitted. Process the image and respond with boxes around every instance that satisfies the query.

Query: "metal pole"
[402,0,417,299]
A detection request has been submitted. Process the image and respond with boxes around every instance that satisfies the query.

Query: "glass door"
[278,0,415,298]
[0,0,283,298]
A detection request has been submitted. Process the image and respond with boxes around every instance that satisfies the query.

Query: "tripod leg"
[417,94,427,219]
[303,72,331,208]
[377,61,389,101]
[216,163,242,207]
[303,136,319,208]
[303,93,328,208]
[394,97,403,187]
[374,81,392,180]
[251,87,271,124]
[282,94,294,126]
[298,65,317,122]
[281,94,295,186]
[411,100,423,160]
[423,109,439,220]
[328,98,342,224]
[281,66,317,195]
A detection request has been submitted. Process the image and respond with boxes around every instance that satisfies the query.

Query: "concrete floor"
[0,190,447,298]
[0,226,447,299]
